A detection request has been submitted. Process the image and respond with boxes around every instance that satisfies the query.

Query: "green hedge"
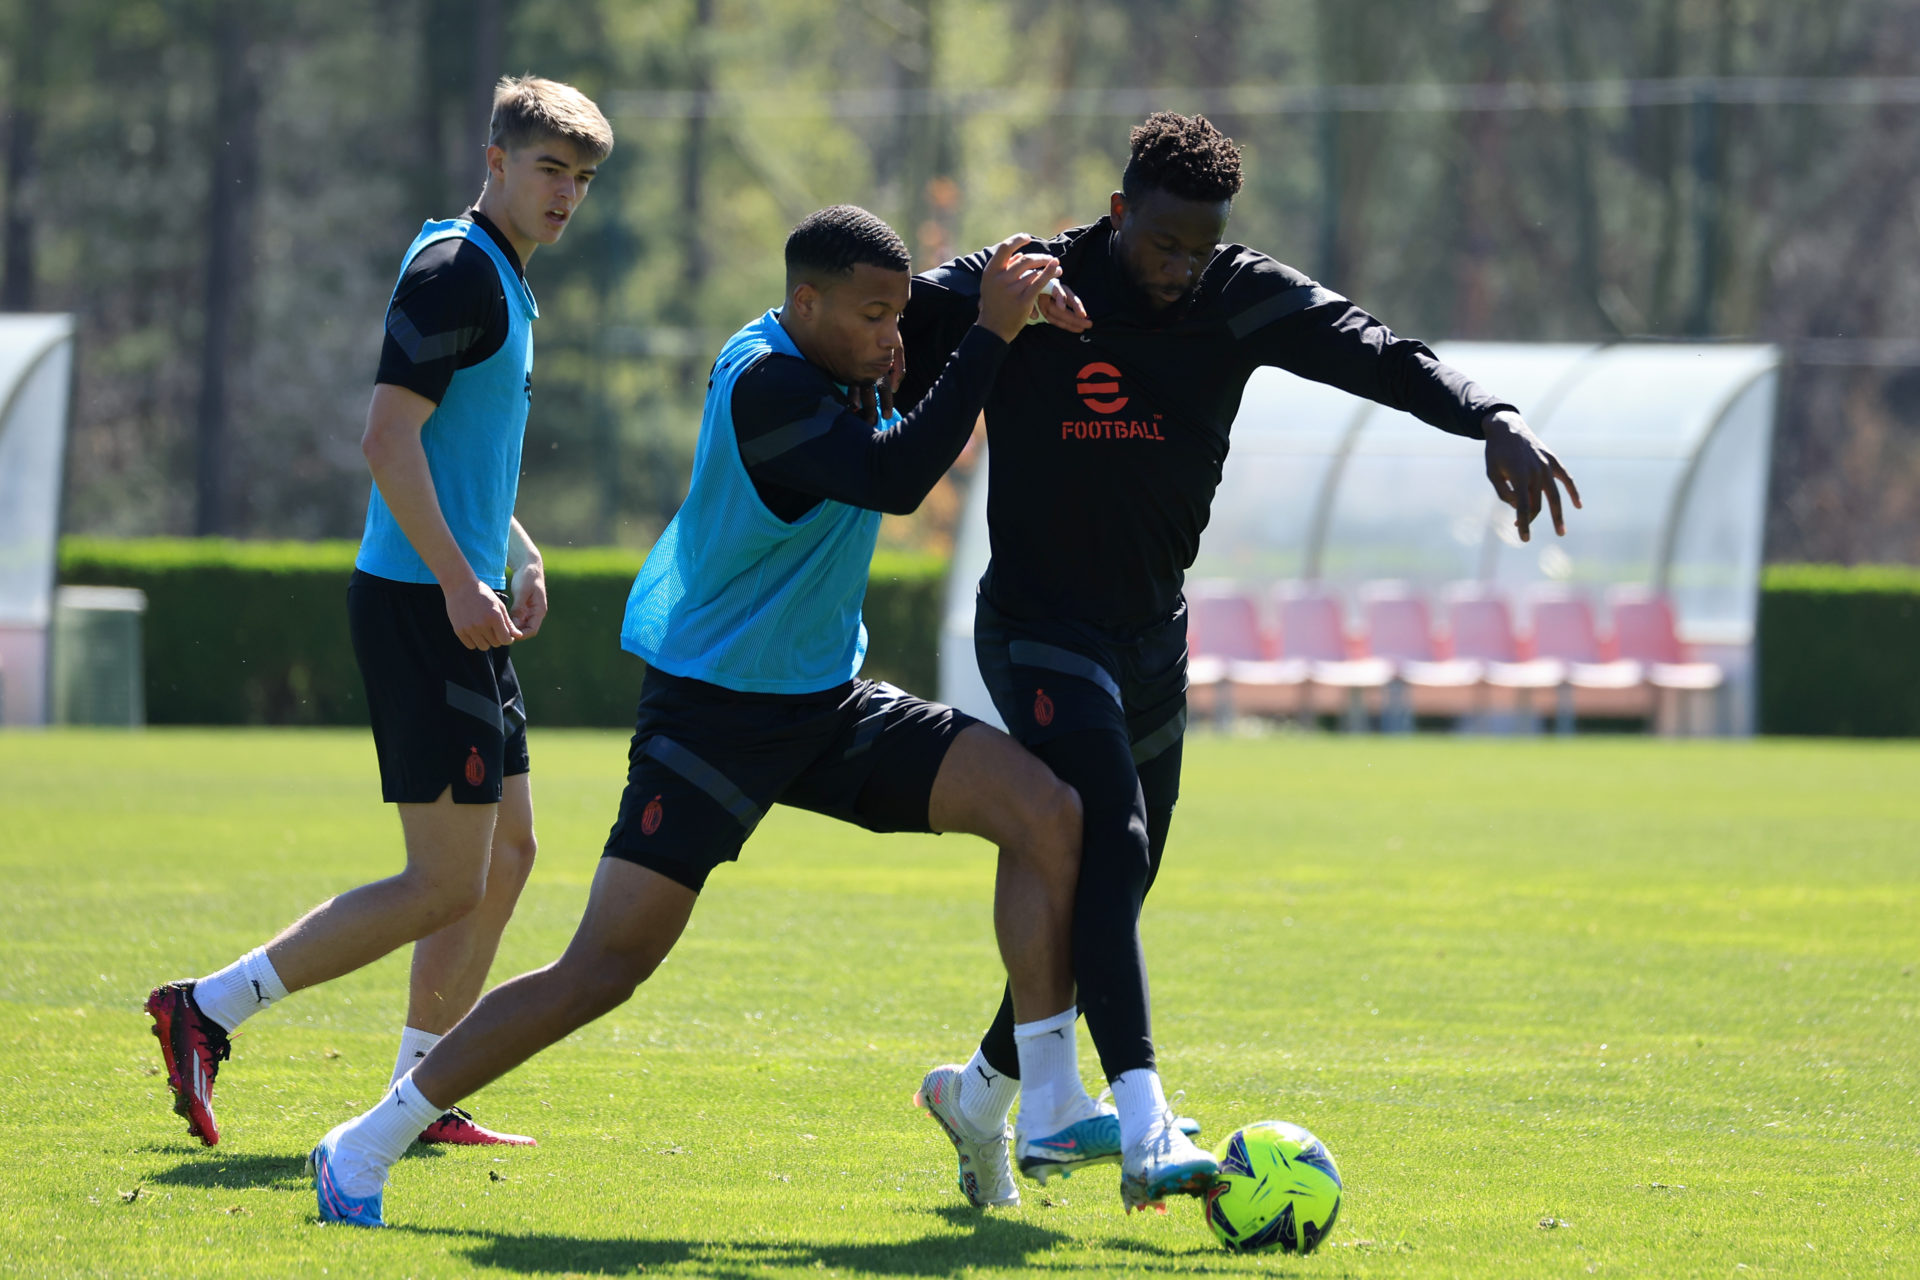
[64,544,1920,736]
[59,538,948,728]
[1758,563,1920,737]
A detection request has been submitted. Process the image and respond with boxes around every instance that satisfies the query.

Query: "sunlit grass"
[1,729,1914,1278]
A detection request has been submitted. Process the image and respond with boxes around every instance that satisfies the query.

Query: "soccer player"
[900,112,1582,1211]
[144,77,612,1150]
[306,208,1091,1226]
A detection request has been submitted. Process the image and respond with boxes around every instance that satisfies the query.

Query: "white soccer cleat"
[1098,1084,1203,1140]
[1119,1112,1220,1213]
[915,1064,1019,1208]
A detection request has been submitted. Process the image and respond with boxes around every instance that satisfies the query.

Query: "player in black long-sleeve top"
[902,112,1580,1214]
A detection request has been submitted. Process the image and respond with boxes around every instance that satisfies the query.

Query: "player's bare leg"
[399,772,541,1146]
[146,788,498,1146]
[927,723,1079,1023]
[405,774,537,1035]
[311,858,694,1223]
[916,722,1090,1208]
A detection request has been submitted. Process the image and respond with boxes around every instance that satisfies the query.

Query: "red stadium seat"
[1526,591,1651,726]
[1186,590,1274,722]
[1252,586,1392,728]
[1360,587,1480,724]
[1607,589,1725,734]
[1444,591,1565,729]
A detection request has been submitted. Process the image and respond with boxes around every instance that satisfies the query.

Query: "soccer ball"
[1201,1120,1342,1255]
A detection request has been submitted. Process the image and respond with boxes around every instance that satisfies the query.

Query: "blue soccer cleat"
[1015,1111,1123,1184]
[310,1126,386,1228]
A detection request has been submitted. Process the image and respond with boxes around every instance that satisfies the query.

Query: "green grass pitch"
[1,728,1915,1278]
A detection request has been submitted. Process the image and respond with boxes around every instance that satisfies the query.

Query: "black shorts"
[974,589,1189,766]
[602,668,979,893]
[348,569,529,805]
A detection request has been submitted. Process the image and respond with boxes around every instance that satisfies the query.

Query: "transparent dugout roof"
[1195,341,1779,645]
[943,340,1780,715]
[0,314,75,628]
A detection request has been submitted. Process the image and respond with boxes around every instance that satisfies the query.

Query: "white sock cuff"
[1012,1005,1078,1041]
[244,948,290,1003]
[392,1026,444,1086]
[393,1071,447,1124]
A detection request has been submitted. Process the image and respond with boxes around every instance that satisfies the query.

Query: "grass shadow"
[143,1151,312,1190]
[399,1204,1075,1276]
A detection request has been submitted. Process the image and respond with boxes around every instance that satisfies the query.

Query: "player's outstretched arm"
[1483,408,1582,542]
[506,517,547,637]
[362,383,522,650]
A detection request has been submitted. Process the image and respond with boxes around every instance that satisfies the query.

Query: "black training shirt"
[375,209,525,404]
[731,322,1006,523]
[899,218,1514,626]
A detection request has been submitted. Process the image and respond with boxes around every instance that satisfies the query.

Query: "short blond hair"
[489,76,613,162]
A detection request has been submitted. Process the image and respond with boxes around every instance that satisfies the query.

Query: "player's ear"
[1109,191,1127,226]
[789,280,819,321]
[485,144,509,186]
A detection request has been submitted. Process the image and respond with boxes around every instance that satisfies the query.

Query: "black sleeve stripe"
[385,308,486,364]
[1227,283,1347,341]
[736,395,845,467]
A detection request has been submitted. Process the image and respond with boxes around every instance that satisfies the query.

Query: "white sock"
[194,947,289,1033]
[327,1073,444,1197]
[391,1026,443,1088]
[956,1045,1021,1133]
[1012,1006,1096,1138]
[1109,1067,1169,1151]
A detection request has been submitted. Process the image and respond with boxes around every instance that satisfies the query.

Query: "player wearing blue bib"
[147,77,612,1158]
[307,208,1107,1226]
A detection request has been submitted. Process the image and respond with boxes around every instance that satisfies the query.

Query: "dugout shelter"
[940,342,1780,735]
[0,314,76,728]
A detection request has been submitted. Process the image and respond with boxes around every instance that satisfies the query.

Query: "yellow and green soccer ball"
[1201,1120,1342,1254]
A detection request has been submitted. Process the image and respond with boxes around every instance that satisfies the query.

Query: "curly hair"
[1121,111,1243,204]
[785,205,911,281]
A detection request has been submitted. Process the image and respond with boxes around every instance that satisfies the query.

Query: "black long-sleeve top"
[899,218,1513,626]
[733,323,1006,522]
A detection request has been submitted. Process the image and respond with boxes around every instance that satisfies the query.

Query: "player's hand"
[851,347,903,426]
[445,576,524,650]
[1484,409,1581,542]
[509,558,548,639]
[976,235,1063,342]
[1034,278,1091,333]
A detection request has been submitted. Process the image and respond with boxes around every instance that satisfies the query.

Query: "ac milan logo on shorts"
[641,795,664,836]
[465,747,486,787]
[1033,688,1054,727]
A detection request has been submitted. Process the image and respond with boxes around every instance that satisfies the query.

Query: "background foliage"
[56,539,1920,735]
[58,537,948,726]
[6,1,1920,562]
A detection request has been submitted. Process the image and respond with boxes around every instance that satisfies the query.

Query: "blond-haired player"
[145,76,610,1151]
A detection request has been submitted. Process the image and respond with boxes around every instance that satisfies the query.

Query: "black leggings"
[978,733,1182,1082]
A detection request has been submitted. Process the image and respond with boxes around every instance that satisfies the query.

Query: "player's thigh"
[927,722,1079,849]
[493,771,535,852]
[559,856,698,988]
[395,787,500,889]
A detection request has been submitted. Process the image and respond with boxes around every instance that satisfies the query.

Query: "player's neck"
[473,188,538,268]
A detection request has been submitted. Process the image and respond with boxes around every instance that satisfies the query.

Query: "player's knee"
[495,829,538,884]
[563,949,654,1016]
[400,869,488,932]
[1034,778,1083,873]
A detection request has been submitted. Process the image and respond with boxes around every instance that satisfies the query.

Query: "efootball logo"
[1075,362,1128,414]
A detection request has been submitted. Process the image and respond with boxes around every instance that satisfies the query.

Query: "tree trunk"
[674,0,713,392]
[2,5,40,312]
[467,0,504,195]
[194,2,263,536]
